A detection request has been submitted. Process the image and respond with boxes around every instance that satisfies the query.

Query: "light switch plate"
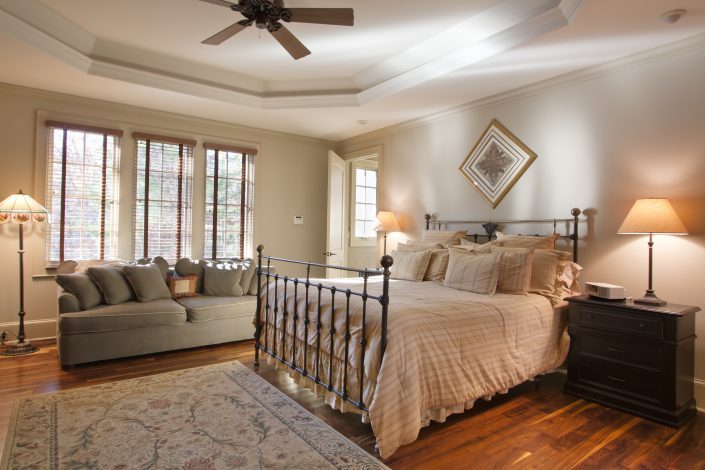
[294,215,304,225]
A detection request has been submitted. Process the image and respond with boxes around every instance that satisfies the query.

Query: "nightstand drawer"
[577,359,661,404]
[578,333,661,370]
[577,306,662,339]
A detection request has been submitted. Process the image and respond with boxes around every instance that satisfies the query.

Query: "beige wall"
[0,84,330,341]
[339,45,705,407]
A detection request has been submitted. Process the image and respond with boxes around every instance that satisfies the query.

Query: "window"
[45,121,122,263]
[204,143,256,259]
[133,133,194,261]
[352,161,378,244]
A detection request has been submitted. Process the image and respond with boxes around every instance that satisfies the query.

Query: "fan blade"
[270,25,311,60]
[202,22,248,45]
[287,8,354,26]
[199,0,234,8]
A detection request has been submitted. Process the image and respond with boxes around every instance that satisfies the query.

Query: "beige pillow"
[454,242,491,252]
[529,249,571,300]
[424,249,450,282]
[487,246,535,295]
[422,230,467,247]
[557,261,583,300]
[494,233,559,249]
[444,249,503,295]
[390,249,432,281]
[397,241,443,252]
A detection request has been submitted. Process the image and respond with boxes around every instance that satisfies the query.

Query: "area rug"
[1,361,387,469]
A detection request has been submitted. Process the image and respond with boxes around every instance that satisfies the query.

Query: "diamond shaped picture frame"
[459,119,537,209]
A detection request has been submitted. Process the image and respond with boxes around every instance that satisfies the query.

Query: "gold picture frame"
[459,119,537,209]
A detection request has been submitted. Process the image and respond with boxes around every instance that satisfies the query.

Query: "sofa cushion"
[240,262,257,294]
[203,265,244,296]
[87,265,135,305]
[55,273,104,310]
[123,264,172,302]
[177,295,257,323]
[59,299,186,334]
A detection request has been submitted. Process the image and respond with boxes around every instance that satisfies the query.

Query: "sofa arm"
[58,291,81,314]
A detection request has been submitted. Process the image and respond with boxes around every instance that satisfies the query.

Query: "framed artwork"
[459,119,537,209]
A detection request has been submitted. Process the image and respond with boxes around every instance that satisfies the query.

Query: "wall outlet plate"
[294,215,304,225]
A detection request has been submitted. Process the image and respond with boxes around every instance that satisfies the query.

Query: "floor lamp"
[374,211,400,255]
[0,190,48,356]
[617,198,687,306]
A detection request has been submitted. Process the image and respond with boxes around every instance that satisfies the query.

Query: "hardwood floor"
[1,339,703,469]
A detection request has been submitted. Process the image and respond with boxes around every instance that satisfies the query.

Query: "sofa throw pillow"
[55,273,104,310]
[167,274,199,299]
[174,258,208,293]
[486,246,534,295]
[389,249,432,282]
[494,233,559,249]
[122,264,172,302]
[239,262,257,294]
[203,265,244,296]
[444,249,503,295]
[86,265,135,305]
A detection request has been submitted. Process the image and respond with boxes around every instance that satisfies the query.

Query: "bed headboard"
[424,208,582,262]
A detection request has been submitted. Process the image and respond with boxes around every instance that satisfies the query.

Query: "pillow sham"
[444,249,504,295]
[389,249,432,281]
[122,264,172,302]
[494,233,559,249]
[86,265,135,305]
[203,265,244,296]
[486,246,534,295]
[529,249,571,301]
[424,248,450,282]
[557,260,583,300]
[55,272,104,310]
[403,240,445,250]
[421,230,467,247]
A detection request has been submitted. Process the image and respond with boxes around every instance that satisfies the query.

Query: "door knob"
[323,251,335,257]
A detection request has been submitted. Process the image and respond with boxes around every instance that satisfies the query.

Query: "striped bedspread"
[257,277,569,458]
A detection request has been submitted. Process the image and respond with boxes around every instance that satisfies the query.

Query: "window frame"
[349,159,378,247]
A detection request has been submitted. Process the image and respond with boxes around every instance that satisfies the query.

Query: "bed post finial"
[425,213,431,230]
[571,208,581,263]
[254,244,265,367]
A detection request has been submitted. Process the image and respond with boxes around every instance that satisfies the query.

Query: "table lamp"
[374,211,400,255]
[0,190,49,355]
[617,198,687,306]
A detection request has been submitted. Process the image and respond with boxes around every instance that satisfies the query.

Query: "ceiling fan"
[200,0,354,60]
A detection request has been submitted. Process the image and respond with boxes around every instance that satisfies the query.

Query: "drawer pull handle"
[607,346,625,353]
[606,375,627,384]
[639,323,647,328]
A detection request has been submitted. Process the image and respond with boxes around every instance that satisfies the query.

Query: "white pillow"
[444,249,504,295]
[390,250,432,281]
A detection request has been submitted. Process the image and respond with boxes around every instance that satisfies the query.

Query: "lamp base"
[633,291,667,307]
[2,341,39,356]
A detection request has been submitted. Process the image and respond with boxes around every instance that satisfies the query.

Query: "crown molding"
[0,0,580,109]
[342,32,705,145]
[0,82,336,146]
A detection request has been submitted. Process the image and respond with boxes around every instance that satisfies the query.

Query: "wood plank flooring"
[0,340,703,469]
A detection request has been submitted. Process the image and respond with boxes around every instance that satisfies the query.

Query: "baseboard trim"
[695,378,705,413]
[0,318,57,344]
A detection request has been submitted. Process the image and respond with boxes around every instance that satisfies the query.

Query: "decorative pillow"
[55,273,104,310]
[167,274,199,299]
[396,242,443,252]
[454,241,491,252]
[494,233,559,249]
[174,258,208,293]
[122,264,172,302]
[203,265,244,296]
[389,249,432,281]
[529,249,571,301]
[557,261,583,300]
[444,249,504,295]
[424,248,450,282]
[486,246,534,295]
[421,230,467,247]
[86,265,135,305]
[239,261,257,294]
[459,239,482,247]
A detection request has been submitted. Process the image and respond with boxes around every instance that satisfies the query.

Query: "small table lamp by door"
[618,198,687,306]
[0,190,48,356]
[374,211,400,255]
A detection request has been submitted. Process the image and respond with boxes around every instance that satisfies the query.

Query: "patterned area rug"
[1,361,386,469]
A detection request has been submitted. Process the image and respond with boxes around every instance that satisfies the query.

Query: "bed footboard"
[253,245,393,412]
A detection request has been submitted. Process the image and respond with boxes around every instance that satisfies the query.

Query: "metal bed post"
[254,244,264,367]
[379,254,393,361]
[571,207,581,263]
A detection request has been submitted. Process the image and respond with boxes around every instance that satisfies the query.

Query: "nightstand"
[564,295,699,427]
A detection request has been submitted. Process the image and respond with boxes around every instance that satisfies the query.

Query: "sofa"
[55,257,266,366]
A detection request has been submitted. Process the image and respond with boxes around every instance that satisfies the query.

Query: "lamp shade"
[617,198,687,235]
[0,191,49,225]
[374,211,400,232]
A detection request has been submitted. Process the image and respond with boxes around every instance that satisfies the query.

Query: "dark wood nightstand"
[564,295,699,427]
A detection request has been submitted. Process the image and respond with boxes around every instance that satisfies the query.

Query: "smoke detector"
[659,9,687,24]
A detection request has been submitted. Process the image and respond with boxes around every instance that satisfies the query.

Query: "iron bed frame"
[253,208,582,414]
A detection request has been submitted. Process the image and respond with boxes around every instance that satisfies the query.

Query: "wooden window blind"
[204,144,255,259]
[133,134,194,261]
[45,122,121,263]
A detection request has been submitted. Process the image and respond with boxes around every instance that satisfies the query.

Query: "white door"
[326,151,346,278]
